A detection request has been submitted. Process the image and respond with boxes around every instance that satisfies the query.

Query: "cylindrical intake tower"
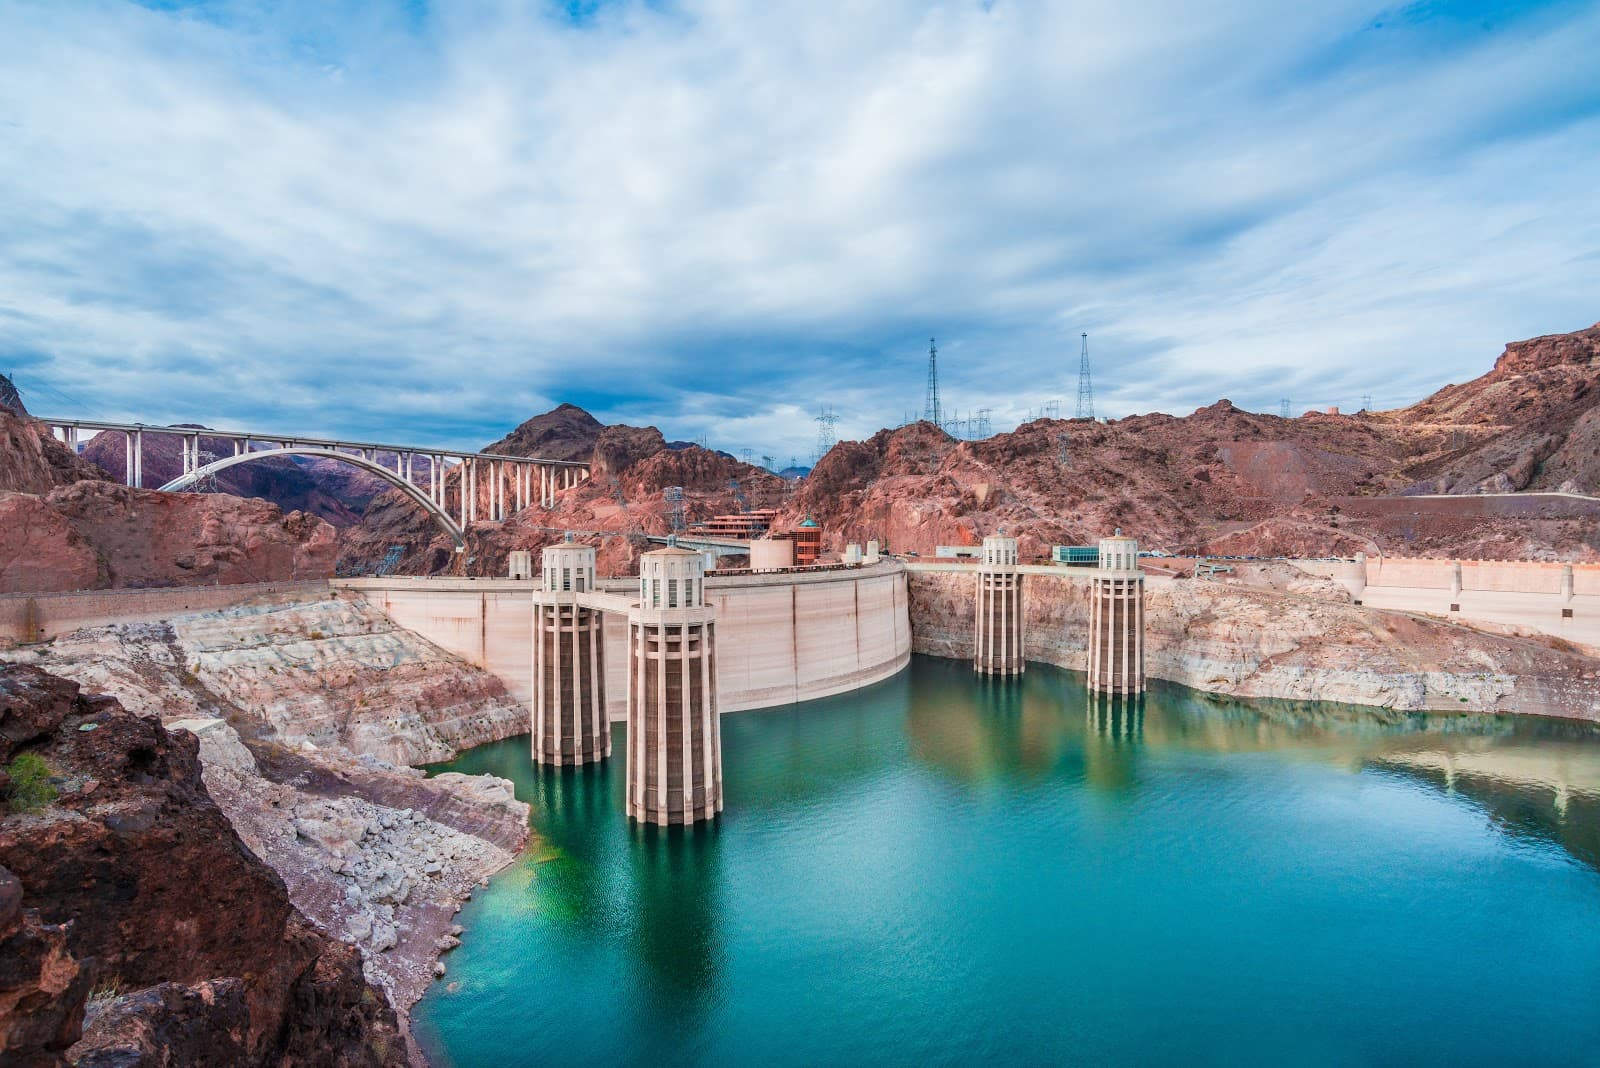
[1087,530,1145,695]
[974,534,1024,675]
[531,540,608,766]
[626,542,722,826]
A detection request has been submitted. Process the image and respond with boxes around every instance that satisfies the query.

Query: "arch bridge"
[40,418,590,552]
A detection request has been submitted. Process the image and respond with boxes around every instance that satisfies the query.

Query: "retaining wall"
[1291,556,1600,595]
[0,581,332,643]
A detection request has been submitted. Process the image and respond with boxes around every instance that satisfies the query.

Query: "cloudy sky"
[2,0,1597,463]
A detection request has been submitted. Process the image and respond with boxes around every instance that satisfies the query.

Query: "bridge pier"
[626,541,721,826]
[975,534,1023,675]
[532,540,609,766]
[1088,530,1145,696]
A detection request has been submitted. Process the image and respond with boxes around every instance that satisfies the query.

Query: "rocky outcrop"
[170,596,528,765]
[1,861,90,1066]
[481,402,605,462]
[907,569,1600,720]
[193,723,525,1014]
[0,495,101,594]
[0,664,405,1066]
[0,481,338,594]
[0,375,24,417]
[776,323,1600,562]
[0,411,112,497]
[3,594,533,1054]
[0,410,342,595]
[1388,322,1600,495]
[9,596,527,765]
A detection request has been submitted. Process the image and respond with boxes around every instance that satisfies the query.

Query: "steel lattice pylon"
[1075,333,1094,420]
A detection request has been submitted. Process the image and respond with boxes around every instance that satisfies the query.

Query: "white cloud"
[0,0,1596,460]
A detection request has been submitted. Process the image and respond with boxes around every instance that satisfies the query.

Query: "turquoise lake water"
[415,657,1600,1067]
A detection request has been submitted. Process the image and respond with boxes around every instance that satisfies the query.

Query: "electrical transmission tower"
[1075,333,1094,420]
[924,338,942,427]
[1279,398,1291,419]
[663,486,685,532]
[814,406,838,463]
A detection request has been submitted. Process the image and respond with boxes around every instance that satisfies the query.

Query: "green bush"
[5,752,58,813]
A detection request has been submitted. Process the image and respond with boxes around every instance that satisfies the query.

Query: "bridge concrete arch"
[158,446,466,551]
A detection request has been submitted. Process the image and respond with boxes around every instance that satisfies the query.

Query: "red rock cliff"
[0,664,404,1066]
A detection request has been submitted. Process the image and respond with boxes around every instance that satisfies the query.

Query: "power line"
[11,369,98,415]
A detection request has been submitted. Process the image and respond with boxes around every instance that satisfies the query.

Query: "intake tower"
[626,541,722,825]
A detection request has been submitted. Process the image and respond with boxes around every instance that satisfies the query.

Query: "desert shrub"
[5,752,58,813]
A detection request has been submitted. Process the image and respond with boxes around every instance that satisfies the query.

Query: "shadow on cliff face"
[0,664,406,1066]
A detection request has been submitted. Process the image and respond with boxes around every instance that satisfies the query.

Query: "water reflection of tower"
[1084,691,1143,792]
[629,825,724,1024]
[1087,691,1144,741]
[907,660,1071,783]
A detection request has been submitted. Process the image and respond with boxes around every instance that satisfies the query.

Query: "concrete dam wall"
[337,560,912,717]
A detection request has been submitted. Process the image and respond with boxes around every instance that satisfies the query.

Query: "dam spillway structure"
[626,540,722,826]
[974,534,1024,676]
[531,539,609,766]
[1087,530,1145,696]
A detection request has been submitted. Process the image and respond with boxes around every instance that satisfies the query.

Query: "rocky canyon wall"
[2,592,535,1061]
[0,665,406,1067]
[0,411,339,596]
[906,567,1600,721]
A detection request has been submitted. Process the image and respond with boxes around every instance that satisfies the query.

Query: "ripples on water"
[417,657,1600,1067]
